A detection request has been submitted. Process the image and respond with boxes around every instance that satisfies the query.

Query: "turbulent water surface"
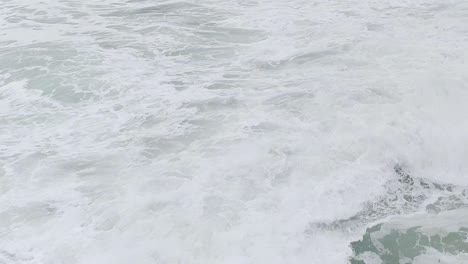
[1,0,468,263]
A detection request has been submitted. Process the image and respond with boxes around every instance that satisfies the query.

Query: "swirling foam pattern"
[1,0,468,263]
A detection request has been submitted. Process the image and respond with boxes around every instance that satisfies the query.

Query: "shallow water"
[1,0,468,263]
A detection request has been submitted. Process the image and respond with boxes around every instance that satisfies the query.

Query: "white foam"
[375,208,468,237]
[1,0,468,263]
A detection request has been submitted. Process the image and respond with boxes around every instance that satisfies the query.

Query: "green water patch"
[350,212,468,263]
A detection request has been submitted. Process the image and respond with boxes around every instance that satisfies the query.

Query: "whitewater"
[1,0,468,263]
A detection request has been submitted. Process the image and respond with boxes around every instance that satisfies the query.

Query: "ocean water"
[1,0,468,263]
